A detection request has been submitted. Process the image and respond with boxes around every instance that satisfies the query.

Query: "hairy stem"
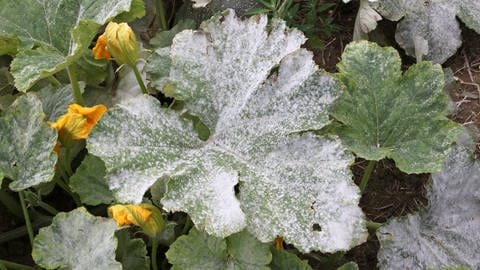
[151,237,159,270]
[132,64,148,95]
[157,0,168,31]
[67,65,84,105]
[18,191,34,246]
[0,260,35,270]
[359,160,376,193]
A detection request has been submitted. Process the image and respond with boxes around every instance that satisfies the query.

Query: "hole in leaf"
[312,223,322,232]
[234,183,240,195]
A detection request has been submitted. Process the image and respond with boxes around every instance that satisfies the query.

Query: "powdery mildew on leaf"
[371,0,480,63]
[333,41,461,174]
[35,84,75,122]
[89,10,367,252]
[0,0,137,92]
[166,229,271,270]
[377,141,480,269]
[32,207,121,270]
[0,94,57,191]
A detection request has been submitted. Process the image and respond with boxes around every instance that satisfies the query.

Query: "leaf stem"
[359,160,376,193]
[0,260,35,270]
[0,189,23,219]
[18,191,34,247]
[366,220,383,231]
[151,237,159,270]
[47,75,62,87]
[54,176,81,207]
[0,216,52,244]
[132,64,148,95]
[156,0,168,31]
[67,66,84,105]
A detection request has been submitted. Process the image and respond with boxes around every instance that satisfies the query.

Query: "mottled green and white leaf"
[35,84,76,122]
[333,41,460,173]
[371,0,480,63]
[32,207,121,270]
[89,10,367,252]
[0,0,136,92]
[0,94,57,191]
[377,141,480,269]
[166,229,271,270]
[70,154,114,206]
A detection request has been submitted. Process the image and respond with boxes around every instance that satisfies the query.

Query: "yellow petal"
[105,22,138,66]
[50,104,107,144]
[108,204,164,238]
[109,205,134,226]
[92,33,111,60]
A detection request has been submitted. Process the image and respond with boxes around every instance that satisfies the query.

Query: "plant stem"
[0,216,52,244]
[156,0,168,31]
[67,65,84,105]
[55,176,81,207]
[132,64,148,95]
[0,189,23,219]
[47,75,62,87]
[359,160,376,193]
[151,237,159,270]
[181,217,192,235]
[0,260,35,270]
[366,220,383,231]
[18,191,34,246]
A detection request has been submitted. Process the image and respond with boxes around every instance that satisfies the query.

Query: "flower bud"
[104,22,139,66]
[108,203,165,239]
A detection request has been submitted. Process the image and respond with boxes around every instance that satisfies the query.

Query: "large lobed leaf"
[89,10,367,252]
[371,0,480,63]
[32,207,121,270]
[0,94,57,191]
[0,0,139,92]
[333,41,460,174]
[377,138,480,269]
[166,229,271,270]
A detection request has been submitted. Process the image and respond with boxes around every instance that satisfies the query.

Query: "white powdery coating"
[162,149,246,237]
[88,95,203,204]
[92,10,367,251]
[32,208,121,270]
[377,143,480,269]
[241,134,367,253]
[169,9,307,131]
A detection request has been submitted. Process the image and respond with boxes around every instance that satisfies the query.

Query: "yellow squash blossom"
[108,203,164,238]
[104,22,139,66]
[92,33,111,60]
[50,104,107,144]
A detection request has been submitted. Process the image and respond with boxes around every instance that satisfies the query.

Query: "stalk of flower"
[109,203,165,270]
[93,22,148,94]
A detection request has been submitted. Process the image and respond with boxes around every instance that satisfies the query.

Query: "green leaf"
[0,36,19,55]
[270,249,312,270]
[115,229,150,270]
[166,229,271,270]
[372,0,480,63]
[377,139,480,269]
[89,10,367,252]
[70,154,114,206]
[32,207,122,270]
[75,53,109,87]
[149,19,196,48]
[0,94,57,191]
[333,41,461,174]
[34,84,76,122]
[0,0,136,92]
[115,0,146,22]
[337,262,359,270]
